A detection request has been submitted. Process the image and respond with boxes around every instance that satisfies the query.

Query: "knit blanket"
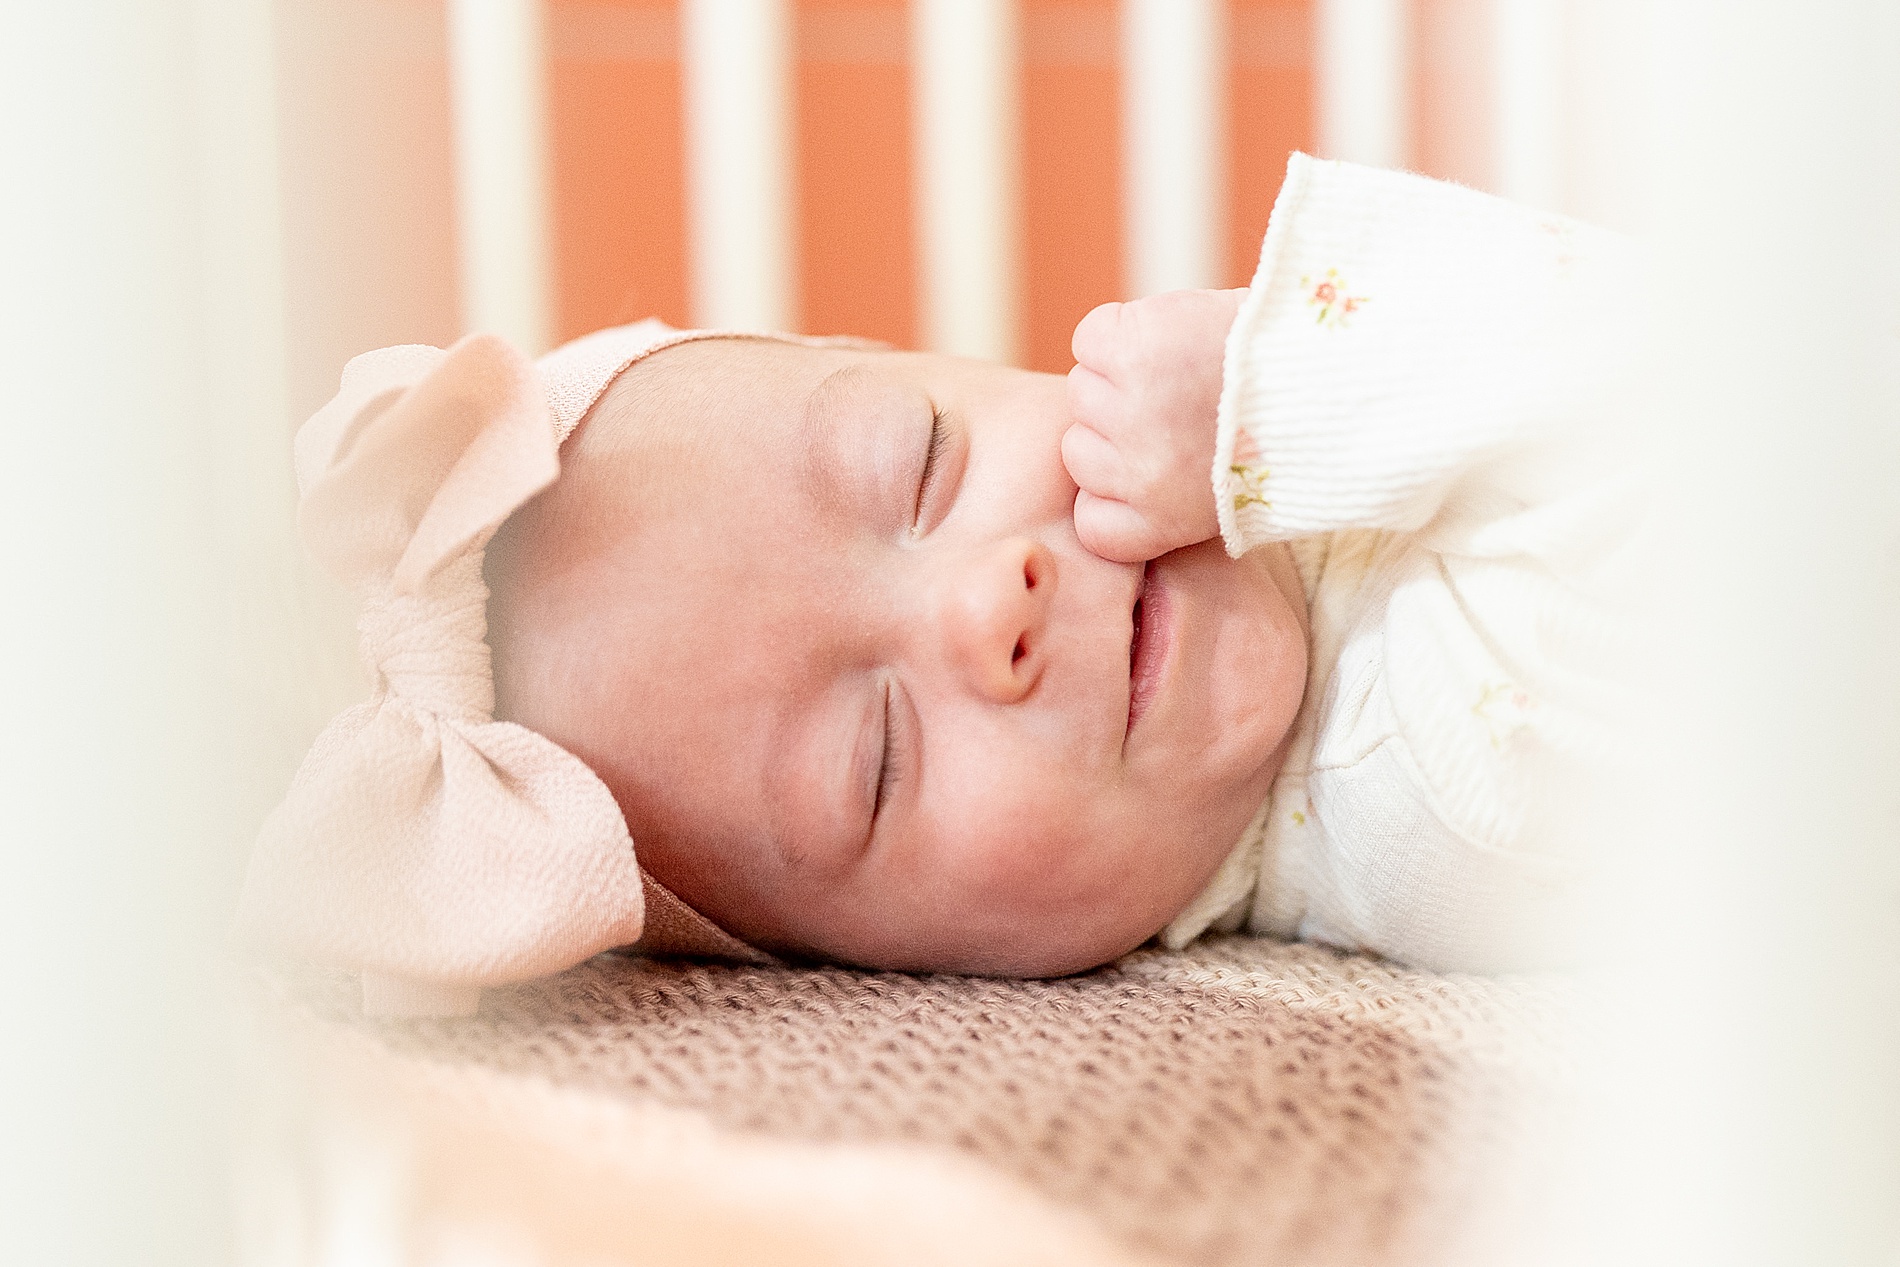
[245,935,1577,1266]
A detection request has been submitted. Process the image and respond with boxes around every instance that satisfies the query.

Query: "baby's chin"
[830,909,1165,980]
[894,859,1235,978]
[831,820,1255,981]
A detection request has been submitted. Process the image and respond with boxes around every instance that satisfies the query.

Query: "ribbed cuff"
[1213,154,1614,550]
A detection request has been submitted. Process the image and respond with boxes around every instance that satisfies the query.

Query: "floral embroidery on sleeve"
[1304,268,1368,327]
[1225,430,1271,515]
[1538,219,1579,274]
[1472,680,1537,749]
[1229,462,1270,513]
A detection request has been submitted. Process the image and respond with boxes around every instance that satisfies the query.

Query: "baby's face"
[491,338,1307,975]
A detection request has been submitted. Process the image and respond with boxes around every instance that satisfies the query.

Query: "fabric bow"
[236,334,647,1017]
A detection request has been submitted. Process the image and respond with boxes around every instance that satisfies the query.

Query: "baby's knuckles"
[1063,363,1127,445]
[1129,291,1238,399]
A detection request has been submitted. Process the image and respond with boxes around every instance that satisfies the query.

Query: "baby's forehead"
[578,339,934,514]
[551,340,819,510]
[539,339,894,568]
[593,336,857,437]
[493,342,838,752]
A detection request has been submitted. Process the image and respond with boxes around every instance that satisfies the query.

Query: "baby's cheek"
[932,781,1127,919]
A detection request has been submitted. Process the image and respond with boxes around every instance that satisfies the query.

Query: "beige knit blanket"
[244,935,1578,1266]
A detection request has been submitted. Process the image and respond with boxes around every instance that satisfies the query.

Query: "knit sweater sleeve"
[1212,154,1633,554]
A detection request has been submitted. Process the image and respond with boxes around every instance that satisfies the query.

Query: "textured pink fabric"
[239,333,650,1016]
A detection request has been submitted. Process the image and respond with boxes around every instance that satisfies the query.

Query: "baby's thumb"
[1072,490,1160,565]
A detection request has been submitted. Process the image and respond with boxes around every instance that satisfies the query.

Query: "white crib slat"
[913,0,1020,363]
[447,0,555,353]
[1316,0,1408,169]
[1494,0,1563,209]
[682,0,796,332]
[1122,0,1226,298]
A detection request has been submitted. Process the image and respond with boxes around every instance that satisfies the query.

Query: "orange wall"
[795,0,917,347]
[1019,0,1125,373]
[546,0,689,342]
[1227,1,1315,286]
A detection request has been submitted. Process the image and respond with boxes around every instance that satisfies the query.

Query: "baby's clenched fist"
[1062,288,1245,563]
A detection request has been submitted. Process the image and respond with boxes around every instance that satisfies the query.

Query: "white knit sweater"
[1162,155,1641,973]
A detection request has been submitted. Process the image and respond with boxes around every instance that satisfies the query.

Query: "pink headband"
[238,320,872,1017]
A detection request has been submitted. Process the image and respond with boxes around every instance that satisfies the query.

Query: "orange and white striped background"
[275,0,1577,418]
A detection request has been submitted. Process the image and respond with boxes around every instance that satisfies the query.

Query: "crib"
[278,0,1596,414]
[7,3,1897,1265]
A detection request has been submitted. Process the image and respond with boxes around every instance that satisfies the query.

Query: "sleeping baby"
[239,155,1637,1015]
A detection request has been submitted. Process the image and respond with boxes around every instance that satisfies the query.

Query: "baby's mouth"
[1127,560,1163,733]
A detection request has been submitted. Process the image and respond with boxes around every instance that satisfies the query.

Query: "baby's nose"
[936,537,1057,704]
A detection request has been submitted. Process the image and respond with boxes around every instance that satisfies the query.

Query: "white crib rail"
[1494,0,1563,209]
[1317,0,1409,169]
[682,0,796,332]
[447,0,555,353]
[1122,0,1226,298]
[913,0,1021,362]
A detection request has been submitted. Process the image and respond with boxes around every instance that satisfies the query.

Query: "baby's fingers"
[1072,490,1163,564]
[1070,301,1128,380]
[1060,422,1133,502]
[1065,361,1124,435]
